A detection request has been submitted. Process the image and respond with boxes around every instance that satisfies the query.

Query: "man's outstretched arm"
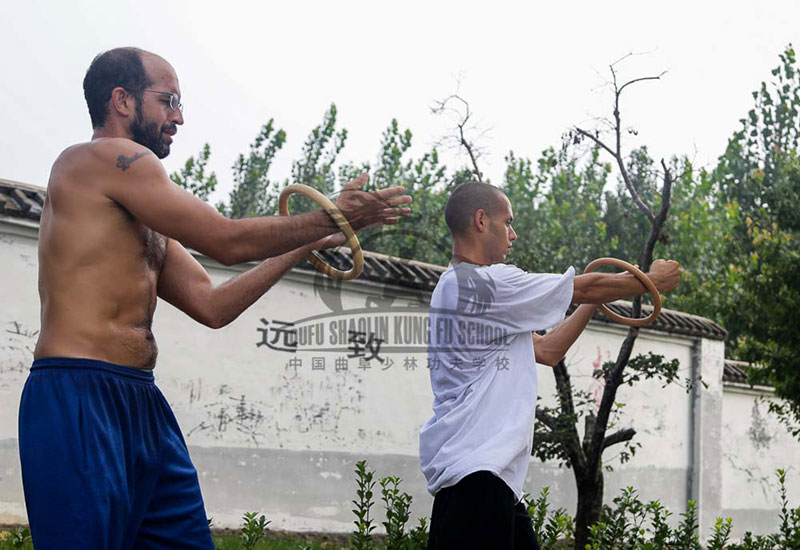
[532,304,598,366]
[102,140,411,265]
[533,260,680,366]
[157,233,344,329]
[572,259,680,304]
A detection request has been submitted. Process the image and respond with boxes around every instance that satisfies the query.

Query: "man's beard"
[130,103,173,159]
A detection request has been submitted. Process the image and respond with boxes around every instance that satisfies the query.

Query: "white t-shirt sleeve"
[488,265,575,333]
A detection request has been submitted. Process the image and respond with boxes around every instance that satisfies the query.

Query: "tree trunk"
[574,464,604,550]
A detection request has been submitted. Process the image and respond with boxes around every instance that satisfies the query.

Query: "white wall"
[153,265,434,456]
[721,385,800,537]
[1,216,797,538]
[0,220,39,524]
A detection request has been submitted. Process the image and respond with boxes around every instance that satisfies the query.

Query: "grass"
[0,527,360,550]
[213,529,352,550]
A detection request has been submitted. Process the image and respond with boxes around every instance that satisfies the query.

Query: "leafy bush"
[349,461,427,550]
[351,460,377,550]
[525,487,574,548]
[580,468,797,550]
[2,465,796,549]
[240,511,270,550]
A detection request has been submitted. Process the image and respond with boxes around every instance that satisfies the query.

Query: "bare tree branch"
[602,428,636,450]
[564,55,675,548]
[613,85,656,224]
[431,91,485,182]
[617,72,668,97]
[552,359,577,417]
[594,117,617,133]
[586,158,675,472]
[574,127,617,158]
[609,48,661,70]
[574,68,667,225]
[588,329,639,466]
[583,414,596,454]
[617,161,655,223]
[552,359,587,472]
[637,159,674,267]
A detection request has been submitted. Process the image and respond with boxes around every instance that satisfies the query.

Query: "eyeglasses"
[143,89,183,113]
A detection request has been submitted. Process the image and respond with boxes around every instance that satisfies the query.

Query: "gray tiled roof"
[0,178,45,219]
[0,177,727,341]
[724,360,750,384]
[311,248,444,292]
[723,359,774,389]
[576,302,728,341]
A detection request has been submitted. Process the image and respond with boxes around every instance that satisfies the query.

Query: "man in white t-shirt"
[419,182,680,549]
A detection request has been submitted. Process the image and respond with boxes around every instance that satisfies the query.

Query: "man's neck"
[451,247,490,266]
[92,122,132,141]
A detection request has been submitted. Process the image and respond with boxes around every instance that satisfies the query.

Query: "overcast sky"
[2,0,799,205]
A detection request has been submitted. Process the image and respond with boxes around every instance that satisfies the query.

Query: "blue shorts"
[18,357,214,550]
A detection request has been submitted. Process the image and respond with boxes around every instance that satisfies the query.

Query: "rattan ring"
[278,184,364,280]
[584,257,662,327]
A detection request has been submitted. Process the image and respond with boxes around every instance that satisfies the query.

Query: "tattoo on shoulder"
[116,151,152,172]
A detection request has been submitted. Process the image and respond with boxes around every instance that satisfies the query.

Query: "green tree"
[248,104,349,218]
[716,46,800,230]
[737,219,800,438]
[225,119,287,218]
[356,119,451,265]
[503,146,612,274]
[709,45,800,436]
[289,103,348,214]
[169,143,218,202]
[650,166,738,321]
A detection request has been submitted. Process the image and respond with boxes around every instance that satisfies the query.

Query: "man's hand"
[335,173,413,231]
[647,259,681,293]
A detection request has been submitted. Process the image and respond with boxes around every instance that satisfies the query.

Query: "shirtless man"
[18,47,411,549]
[419,182,679,549]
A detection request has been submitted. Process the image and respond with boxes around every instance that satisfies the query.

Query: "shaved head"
[444,182,508,237]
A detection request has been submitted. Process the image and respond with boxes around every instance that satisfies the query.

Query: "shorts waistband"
[31,357,155,384]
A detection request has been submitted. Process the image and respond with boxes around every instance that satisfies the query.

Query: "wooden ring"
[584,257,662,327]
[278,184,364,281]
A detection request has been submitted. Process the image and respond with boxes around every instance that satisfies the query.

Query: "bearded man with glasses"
[18,47,412,549]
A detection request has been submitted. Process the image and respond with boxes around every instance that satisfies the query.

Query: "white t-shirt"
[419,262,575,500]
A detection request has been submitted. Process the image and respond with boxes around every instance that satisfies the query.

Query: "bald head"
[444,182,508,238]
[83,47,165,128]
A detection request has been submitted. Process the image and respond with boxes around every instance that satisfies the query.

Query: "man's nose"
[173,108,184,126]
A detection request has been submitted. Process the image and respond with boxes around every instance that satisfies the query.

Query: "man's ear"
[474,209,488,233]
[110,87,135,118]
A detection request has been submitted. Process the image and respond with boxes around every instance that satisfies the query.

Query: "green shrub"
[380,475,412,549]
[2,465,796,549]
[240,511,270,550]
[525,487,574,548]
[351,460,377,550]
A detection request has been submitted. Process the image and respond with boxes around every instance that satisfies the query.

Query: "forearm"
[224,211,338,264]
[208,244,314,328]
[572,272,650,304]
[534,304,598,366]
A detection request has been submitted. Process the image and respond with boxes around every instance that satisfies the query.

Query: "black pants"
[428,471,541,550]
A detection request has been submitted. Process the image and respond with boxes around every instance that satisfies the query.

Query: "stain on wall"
[0,321,38,389]
[747,400,773,450]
